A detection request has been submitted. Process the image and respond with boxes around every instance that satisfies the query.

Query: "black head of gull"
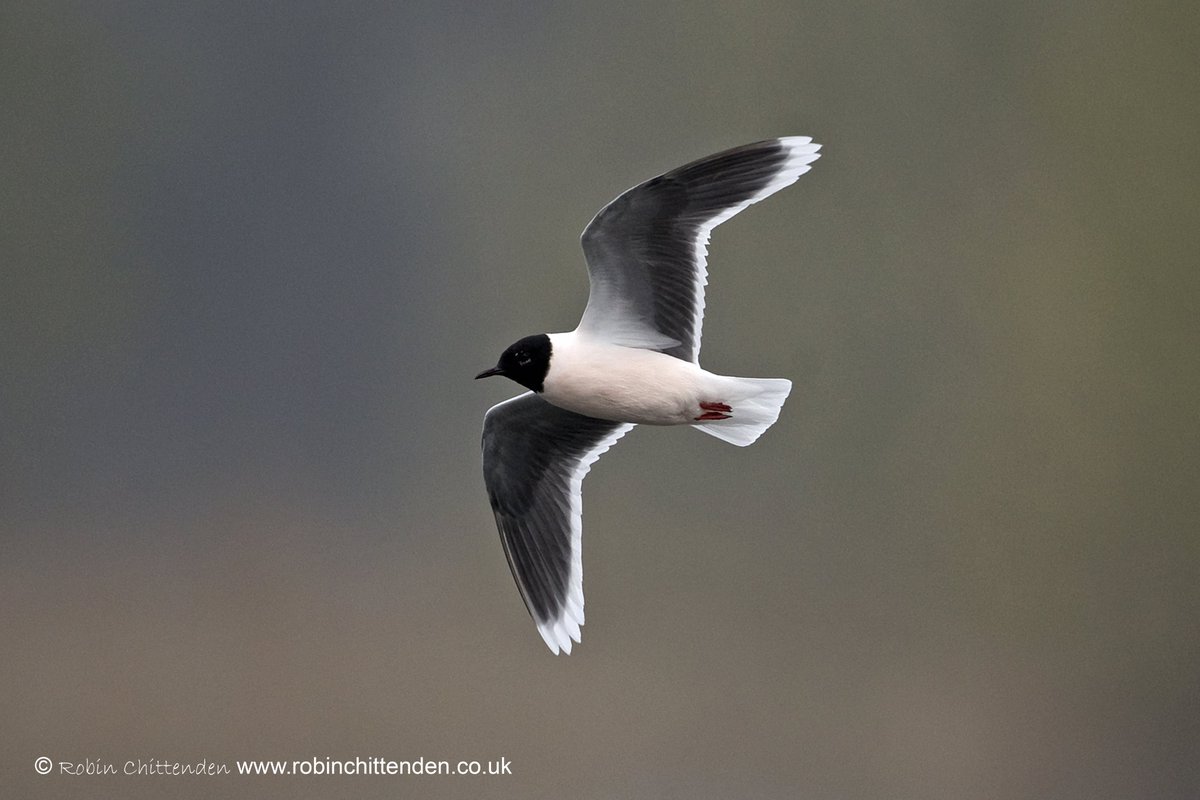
[476,333,552,393]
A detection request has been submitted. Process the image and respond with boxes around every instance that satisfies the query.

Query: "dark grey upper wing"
[482,392,634,654]
[577,136,821,362]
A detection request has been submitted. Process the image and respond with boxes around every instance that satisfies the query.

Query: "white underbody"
[543,332,715,424]
[542,332,792,445]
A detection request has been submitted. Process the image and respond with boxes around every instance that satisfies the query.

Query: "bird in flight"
[476,137,821,653]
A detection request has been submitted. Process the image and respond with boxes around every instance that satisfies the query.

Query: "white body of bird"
[543,331,792,446]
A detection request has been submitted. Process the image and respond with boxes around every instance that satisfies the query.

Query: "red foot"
[695,401,732,421]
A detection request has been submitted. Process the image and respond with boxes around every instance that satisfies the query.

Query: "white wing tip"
[537,613,583,655]
[772,136,822,181]
[777,135,822,157]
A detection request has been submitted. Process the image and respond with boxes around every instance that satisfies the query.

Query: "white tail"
[692,377,792,447]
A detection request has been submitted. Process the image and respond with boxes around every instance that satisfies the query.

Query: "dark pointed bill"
[577,137,820,363]
[481,392,634,654]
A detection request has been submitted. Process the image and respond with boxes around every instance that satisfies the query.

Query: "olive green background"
[4,2,1197,798]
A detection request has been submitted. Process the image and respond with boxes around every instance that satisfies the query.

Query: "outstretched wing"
[482,392,634,654]
[577,136,821,362]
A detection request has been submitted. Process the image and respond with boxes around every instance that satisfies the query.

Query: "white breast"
[542,332,710,425]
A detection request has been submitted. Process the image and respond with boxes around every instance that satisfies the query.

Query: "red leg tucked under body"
[695,401,732,421]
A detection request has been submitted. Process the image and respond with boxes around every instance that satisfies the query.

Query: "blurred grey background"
[3,1,1198,798]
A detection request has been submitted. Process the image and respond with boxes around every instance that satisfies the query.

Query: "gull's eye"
[516,351,531,366]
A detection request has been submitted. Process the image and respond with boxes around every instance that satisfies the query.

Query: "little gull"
[476,137,821,653]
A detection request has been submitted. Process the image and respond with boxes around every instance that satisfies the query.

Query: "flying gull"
[476,137,821,653]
